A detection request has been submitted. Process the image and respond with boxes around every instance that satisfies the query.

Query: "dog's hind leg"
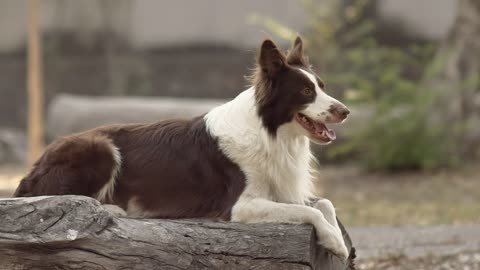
[14,134,121,204]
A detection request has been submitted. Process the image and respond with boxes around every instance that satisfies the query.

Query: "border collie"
[14,36,350,259]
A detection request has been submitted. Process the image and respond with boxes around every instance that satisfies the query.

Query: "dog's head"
[252,36,350,145]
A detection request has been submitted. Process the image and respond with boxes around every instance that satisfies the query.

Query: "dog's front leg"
[307,198,342,237]
[231,197,348,259]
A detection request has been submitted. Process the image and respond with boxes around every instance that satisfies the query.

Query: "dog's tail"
[13,169,38,197]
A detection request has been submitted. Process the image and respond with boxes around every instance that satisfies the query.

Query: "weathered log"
[0,195,355,270]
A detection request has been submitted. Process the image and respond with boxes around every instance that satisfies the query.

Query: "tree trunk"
[426,0,480,157]
[0,196,355,270]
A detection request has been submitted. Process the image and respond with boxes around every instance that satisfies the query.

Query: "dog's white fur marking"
[298,68,344,123]
[206,88,313,204]
[126,196,148,217]
[204,76,349,259]
[95,144,121,203]
[126,196,162,218]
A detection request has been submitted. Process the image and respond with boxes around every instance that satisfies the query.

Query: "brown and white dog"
[14,37,350,259]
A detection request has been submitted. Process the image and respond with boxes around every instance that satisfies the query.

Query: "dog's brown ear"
[287,36,306,66]
[258,39,286,78]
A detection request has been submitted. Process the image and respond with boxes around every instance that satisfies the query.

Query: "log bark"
[0,195,355,270]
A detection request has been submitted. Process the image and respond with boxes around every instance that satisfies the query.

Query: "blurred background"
[0,0,479,268]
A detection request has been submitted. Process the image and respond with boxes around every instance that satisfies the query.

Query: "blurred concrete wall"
[0,0,460,131]
[130,0,306,49]
[378,0,458,40]
[0,0,459,53]
[0,0,307,52]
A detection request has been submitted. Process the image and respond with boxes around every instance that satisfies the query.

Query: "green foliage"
[255,0,463,170]
[337,88,458,170]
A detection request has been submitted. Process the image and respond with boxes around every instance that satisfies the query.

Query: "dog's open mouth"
[295,113,336,142]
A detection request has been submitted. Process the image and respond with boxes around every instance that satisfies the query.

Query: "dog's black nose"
[337,107,350,118]
[329,104,350,120]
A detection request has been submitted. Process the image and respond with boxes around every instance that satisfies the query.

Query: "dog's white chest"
[204,88,314,204]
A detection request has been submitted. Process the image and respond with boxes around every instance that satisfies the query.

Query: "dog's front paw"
[312,198,342,236]
[313,199,335,217]
[317,229,349,260]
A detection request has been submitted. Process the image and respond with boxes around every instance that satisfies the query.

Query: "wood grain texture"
[0,195,355,270]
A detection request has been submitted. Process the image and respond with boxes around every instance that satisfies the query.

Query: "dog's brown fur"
[15,117,246,220]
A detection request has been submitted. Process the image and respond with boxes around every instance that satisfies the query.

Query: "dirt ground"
[357,252,480,270]
[316,165,480,269]
[317,165,480,226]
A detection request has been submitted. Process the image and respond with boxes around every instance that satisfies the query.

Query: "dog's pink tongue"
[326,129,336,140]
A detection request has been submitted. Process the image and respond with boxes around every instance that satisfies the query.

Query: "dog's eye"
[300,88,313,96]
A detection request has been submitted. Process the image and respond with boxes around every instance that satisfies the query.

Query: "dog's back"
[14,117,246,220]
